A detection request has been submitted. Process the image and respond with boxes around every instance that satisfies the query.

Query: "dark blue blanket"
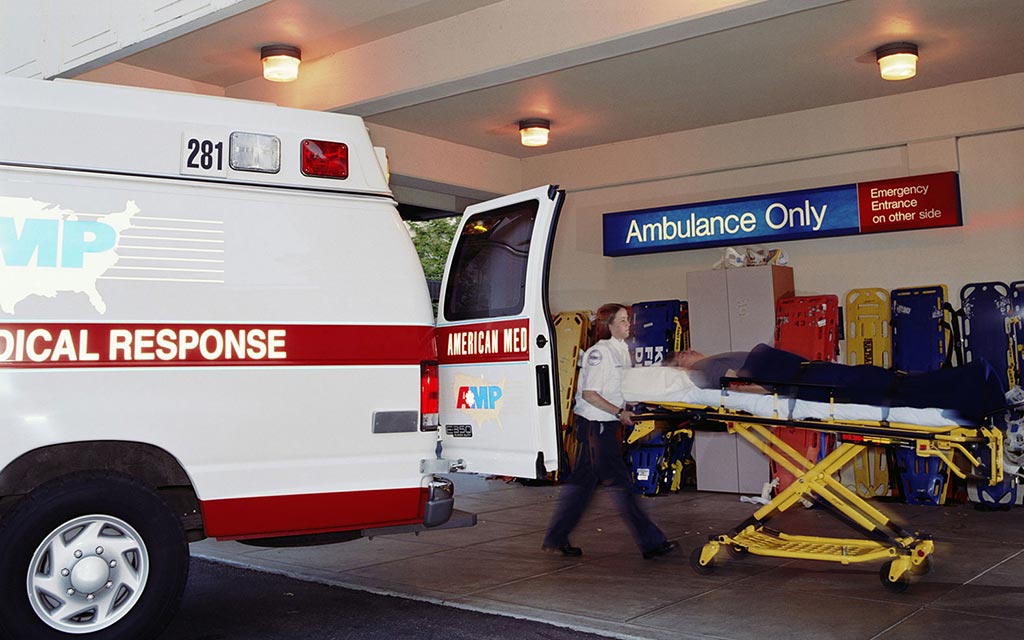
[738,343,1006,423]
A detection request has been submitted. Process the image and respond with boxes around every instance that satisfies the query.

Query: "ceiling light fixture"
[261,45,301,82]
[519,118,550,147]
[875,42,918,81]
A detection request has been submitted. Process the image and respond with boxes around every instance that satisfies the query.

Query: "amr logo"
[456,385,503,410]
[0,217,116,268]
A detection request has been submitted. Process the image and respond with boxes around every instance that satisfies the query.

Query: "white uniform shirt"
[574,337,632,421]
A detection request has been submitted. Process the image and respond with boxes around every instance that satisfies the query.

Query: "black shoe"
[543,543,583,557]
[642,540,678,559]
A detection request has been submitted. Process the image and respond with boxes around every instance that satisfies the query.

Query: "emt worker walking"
[543,303,678,559]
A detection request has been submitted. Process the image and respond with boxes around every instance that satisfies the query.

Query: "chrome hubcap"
[26,514,149,633]
[69,555,110,594]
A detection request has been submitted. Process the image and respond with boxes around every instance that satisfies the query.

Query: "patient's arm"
[721,370,769,394]
[732,382,770,394]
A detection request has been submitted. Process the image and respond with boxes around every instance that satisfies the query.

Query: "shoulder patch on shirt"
[586,350,603,366]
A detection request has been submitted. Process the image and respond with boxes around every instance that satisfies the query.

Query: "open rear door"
[436,185,563,478]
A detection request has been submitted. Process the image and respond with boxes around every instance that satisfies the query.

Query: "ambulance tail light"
[301,139,348,179]
[420,360,439,431]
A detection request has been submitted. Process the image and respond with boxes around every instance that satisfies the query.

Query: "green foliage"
[406,217,458,280]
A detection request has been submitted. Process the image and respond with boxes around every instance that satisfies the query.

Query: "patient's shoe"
[642,540,678,559]
[542,543,583,557]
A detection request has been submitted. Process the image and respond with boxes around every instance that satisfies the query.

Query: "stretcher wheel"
[879,560,911,593]
[909,555,932,576]
[727,544,748,558]
[690,546,716,575]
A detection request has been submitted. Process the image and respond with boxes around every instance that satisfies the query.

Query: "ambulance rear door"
[436,185,564,479]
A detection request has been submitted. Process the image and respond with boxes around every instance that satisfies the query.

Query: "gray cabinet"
[688,265,794,355]
[686,265,794,493]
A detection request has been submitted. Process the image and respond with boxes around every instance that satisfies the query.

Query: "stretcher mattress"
[621,367,969,428]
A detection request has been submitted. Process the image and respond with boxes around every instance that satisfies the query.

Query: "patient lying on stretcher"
[627,343,1006,425]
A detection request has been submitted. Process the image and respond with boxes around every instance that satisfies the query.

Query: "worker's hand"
[618,409,635,426]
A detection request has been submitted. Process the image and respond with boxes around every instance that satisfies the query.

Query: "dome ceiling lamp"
[261,45,302,82]
[519,118,550,147]
[875,42,918,81]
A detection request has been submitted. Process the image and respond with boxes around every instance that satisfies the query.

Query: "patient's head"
[663,350,705,369]
[679,350,706,368]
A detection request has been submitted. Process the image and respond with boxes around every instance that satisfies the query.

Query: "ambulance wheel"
[0,472,189,640]
[690,546,716,575]
[879,560,911,594]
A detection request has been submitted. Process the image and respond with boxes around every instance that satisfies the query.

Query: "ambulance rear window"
[443,200,538,321]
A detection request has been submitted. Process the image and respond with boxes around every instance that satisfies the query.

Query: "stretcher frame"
[890,285,949,372]
[1011,281,1024,384]
[845,287,891,368]
[774,294,841,361]
[553,310,591,480]
[629,299,680,367]
[960,281,1015,389]
[628,385,1004,592]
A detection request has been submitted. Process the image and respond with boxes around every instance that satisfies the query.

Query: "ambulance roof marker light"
[261,45,301,82]
[229,132,281,173]
[301,139,348,179]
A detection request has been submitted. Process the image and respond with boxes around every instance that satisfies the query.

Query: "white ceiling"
[120,0,505,87]
[98,0,1024,158]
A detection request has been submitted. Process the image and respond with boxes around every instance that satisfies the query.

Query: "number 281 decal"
[186,138,223,171]
[180,131,227,177]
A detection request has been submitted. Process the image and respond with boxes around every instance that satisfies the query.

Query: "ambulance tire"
[0,472,189,640]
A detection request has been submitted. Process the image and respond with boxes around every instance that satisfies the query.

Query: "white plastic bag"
[712,247,745,269]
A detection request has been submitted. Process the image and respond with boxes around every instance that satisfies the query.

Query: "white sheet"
[620,366,696,401]
[621,368,970,427]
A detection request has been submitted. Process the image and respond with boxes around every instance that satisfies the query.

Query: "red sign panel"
[857,172,961,234]
[0,323,436,368]
[437,318,531,365]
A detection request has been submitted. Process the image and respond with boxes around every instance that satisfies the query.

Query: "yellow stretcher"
[628,391,1004,593]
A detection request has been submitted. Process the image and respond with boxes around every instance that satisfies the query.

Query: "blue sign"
[603,183,860,256]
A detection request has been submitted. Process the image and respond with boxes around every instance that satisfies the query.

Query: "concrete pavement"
[192,474,1024,640]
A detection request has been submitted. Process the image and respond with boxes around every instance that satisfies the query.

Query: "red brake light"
[301,139,348,179]
[420,360,439,430]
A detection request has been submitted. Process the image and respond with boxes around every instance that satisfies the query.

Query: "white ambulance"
[0,77,563,640]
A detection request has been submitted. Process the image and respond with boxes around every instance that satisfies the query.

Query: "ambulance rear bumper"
[423,477,455,527]
[360,478,476,538]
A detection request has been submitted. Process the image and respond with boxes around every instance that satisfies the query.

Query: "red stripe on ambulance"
[436,317,530,365]
[201,487,428,539]
[0,323,436,368]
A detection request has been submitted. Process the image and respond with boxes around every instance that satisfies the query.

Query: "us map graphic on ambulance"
[0,196,137,314]
[453,372,506,428]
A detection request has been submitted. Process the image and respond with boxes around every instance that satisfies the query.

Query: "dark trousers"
[743,343,1007,422]
[544,415,667,552]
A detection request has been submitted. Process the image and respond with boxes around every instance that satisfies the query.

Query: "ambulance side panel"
[0,166,437,538]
